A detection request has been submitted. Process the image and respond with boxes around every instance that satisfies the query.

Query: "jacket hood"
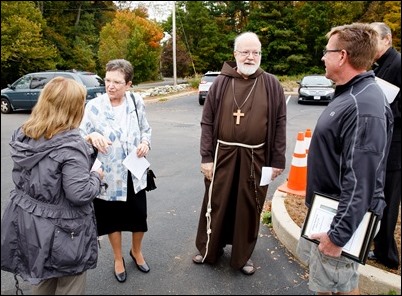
[10,127,84,170]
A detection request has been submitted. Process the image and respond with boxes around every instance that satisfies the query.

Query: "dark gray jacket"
[1,127,103,285]
[306,71,394,247]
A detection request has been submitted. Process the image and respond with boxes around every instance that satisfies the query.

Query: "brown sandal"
[192,254,204,264]
[241,259,256,275]
[192,248,224,264]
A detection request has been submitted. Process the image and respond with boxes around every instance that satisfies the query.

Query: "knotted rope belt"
[202,139,265,262]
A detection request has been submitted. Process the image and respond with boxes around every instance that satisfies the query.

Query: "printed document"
[305,203,371,255]
[302,192,377,263]
[122,147,150,179]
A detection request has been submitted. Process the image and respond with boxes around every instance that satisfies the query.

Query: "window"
[14,75,32,90]
[30,74,54,89]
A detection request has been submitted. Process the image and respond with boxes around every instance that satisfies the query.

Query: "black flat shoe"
[114,258,127,283]
[130,250,150,273]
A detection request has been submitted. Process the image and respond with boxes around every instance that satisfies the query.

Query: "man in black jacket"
[369,22,401,270]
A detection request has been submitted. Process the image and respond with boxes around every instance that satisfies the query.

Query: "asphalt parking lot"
[1,89,312,295]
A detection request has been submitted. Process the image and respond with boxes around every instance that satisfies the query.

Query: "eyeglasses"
[322,49,342,56]
[104,78,126,87]
[235,50,262,57]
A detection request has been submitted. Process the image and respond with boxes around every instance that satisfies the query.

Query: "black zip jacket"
[306,71,394,247]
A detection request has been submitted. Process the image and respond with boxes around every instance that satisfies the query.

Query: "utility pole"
[172,1,177,86]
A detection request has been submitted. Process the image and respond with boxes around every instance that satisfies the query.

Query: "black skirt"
[93,171,148,236]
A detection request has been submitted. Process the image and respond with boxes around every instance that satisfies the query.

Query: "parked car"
[1,70,106,114]
[297,74,335,104]
[198,71,220,105]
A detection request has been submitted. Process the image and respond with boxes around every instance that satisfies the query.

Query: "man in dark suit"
[369,22,401,270]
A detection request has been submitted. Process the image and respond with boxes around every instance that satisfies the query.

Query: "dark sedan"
[297,75,335,104]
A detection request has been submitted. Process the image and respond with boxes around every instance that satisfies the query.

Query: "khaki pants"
[32,272,86,295]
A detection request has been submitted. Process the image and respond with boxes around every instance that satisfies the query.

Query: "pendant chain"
[232,77,258,110]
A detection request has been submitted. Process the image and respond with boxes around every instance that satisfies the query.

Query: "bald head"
[234,32,261,51]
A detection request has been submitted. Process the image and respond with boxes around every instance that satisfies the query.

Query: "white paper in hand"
[91,158,102,171]
[122,147,150,179]
[260,167,273,186]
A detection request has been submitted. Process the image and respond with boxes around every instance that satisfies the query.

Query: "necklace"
[232,77,258,125]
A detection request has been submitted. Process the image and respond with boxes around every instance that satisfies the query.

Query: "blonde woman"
[1,77,105,295]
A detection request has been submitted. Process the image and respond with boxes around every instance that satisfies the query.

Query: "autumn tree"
[161,36,193,78]
[1,0,400,87]
[359,1,401,50]
[40,1,116,73]
[98,10,164,84]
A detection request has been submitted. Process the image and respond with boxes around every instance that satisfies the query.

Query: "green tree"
[291,1,336,73]
[205,1,250,33]
[40,1,115,72]
[161,1,401,76]
[1,1,400,86]
[247,1,309,75]
[359,1,401,51]
[163,1,233,74]
[1,1,58,87]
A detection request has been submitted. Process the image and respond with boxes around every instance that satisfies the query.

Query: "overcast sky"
[124,1,174,21]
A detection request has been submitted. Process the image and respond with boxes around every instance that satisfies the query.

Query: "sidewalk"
[271,190,401,295]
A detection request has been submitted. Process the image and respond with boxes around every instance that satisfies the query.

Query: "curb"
[142,89,297,104]
[143,90,198,103]
[271,190,401,295]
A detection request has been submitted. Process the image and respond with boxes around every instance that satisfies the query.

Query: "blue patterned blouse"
[80,91,152,201]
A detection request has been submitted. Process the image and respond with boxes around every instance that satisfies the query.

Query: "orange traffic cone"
[304,128,312,155]
[277,131,307,197]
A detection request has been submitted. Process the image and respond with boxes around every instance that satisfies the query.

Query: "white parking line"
[286,95,292,105]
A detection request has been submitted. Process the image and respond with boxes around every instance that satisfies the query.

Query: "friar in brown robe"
[195,32,286,274]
